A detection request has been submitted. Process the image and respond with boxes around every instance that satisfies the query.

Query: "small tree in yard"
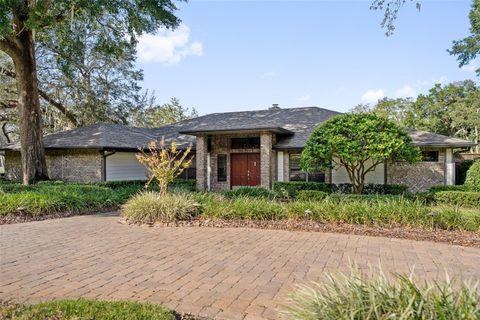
[465,160,480,189]
[136,138,192,195]
[301,113,421,194]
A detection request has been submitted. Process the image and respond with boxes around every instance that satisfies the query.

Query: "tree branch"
[0,65,79,126]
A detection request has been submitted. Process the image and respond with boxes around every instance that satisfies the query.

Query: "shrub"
[273,182,333,198]
[297,190,328,201]
[281,268,480,319]
[429,185,475,193]
[0,299,175,319]
[121,192,199,224]
[436,207,480,232]
[202,197,288,220]
[333,183,408,195]
[465,160,480,189]
[434,191,480,208]
[224,187,271,199]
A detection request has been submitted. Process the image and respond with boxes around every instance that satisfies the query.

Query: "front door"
[231,153,260,187]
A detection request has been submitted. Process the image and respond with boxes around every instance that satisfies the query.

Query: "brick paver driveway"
[1,214,479,319]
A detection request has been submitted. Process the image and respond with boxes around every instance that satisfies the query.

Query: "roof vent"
[270,103,280,110]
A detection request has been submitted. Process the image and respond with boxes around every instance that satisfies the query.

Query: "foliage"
[465,160,480,189]
[358,81,480,150]
[121,191,199,224]
[202,196,288,220]
[224,187,272,199]
[273,182,333,198]
[0,299,174,320]
[449,0,480,76]
[429,185,479,193]
[281,267,480,320]
[370,0,421,36]
[436,207,480,232]
[133,97,198,128]
[297,190,329,201]
[301,113,420,194]
[136,138,192,195]
[435,191,480,209]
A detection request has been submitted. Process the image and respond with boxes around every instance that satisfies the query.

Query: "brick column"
[260,132,272,189]
[196,135,208,191]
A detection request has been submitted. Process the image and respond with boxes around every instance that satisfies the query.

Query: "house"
[1,106,475,192]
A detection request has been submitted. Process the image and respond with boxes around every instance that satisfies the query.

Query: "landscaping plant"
[136,138,192,195]
[224,186,272,199]
[301,113,420,194]
[121,191,199,224]
[465,160,480,190]
[282,267,480,320]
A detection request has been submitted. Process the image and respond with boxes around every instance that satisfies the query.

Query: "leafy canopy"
[301,113,420,193]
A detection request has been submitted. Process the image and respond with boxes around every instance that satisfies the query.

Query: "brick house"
[1,106,475,192]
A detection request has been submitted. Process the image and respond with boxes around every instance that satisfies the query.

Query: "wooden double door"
[230,153,260,187]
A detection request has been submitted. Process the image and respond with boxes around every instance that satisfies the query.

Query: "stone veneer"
[4,149,103,182]
[387,148,446,193]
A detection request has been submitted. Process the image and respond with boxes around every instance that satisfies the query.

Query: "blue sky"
[136,0,477,115]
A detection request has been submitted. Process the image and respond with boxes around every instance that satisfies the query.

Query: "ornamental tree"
[136,138,192,196]
[301,113,421,194]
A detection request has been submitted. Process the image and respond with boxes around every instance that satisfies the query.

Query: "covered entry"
[230,153,260,187]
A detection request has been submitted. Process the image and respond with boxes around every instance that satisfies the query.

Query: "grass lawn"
[0,299,176,320]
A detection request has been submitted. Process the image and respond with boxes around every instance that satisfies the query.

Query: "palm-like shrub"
[121,192,199,224]
[282,268,480,319]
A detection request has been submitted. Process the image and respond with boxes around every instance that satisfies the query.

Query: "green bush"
[273,181,333,198]
[434,191,480,208]
[0,184,124,216]
[202,196,288,220]
[121,191,199,224]
[272,181,407,198]
[282,268,480,319]
[465,160,480,189]
[224,187,271,199]
[436,207,480,232]
[0,299,174,320]
[297,190,328,201]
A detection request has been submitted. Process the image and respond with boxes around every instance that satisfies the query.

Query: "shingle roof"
[0,107,475,151]
[406,129,476,148]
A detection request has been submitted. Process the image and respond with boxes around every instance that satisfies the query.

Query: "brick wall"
[4,149,103,182]
[387,148,446,192]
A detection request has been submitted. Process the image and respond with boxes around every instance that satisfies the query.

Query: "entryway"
[230,153,260,187]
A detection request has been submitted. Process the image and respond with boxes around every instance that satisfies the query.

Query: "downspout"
[102,150,116,181]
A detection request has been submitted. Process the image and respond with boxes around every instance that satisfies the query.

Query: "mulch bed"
[144,218,480,248]
[0,207,120,225]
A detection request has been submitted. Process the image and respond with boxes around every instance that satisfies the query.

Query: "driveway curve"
[1,214,479,319]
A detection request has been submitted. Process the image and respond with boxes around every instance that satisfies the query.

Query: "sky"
[135,0,478,115]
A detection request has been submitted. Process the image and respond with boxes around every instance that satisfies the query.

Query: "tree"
[133,97,198,128]
[136,138,192,195]
[0,0,183,184]
[449,0,480,76]
[370,0,421,36]
[301,113,420,194]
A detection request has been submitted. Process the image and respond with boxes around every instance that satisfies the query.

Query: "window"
[231,137,260,149]
[177,155,196,180]
[217,154,227,182]
[421,151,439,162]
[289,154,325,182]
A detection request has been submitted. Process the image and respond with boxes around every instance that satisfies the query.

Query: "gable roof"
[0,106,475,151]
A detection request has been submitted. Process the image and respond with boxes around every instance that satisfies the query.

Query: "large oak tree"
[0,0,183,184]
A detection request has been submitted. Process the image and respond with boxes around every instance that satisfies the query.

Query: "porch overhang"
[179,127,294,136]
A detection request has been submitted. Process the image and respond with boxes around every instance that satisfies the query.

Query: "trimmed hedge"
[297,190,328,201]
[434,191,480,208]
[224,187,271,199]
[272,181,407,198]
[465,160,480,189]
[428,185,475,193]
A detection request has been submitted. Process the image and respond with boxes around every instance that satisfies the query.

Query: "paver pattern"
[1,214,479,319]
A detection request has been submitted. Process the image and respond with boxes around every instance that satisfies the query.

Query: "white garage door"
[106,152,148,181]
[331,159,385,185]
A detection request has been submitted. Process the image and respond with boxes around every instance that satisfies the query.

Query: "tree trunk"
[13,28,48,185]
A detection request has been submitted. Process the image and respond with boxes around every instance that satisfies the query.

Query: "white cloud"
[394,85,417,98]
[137,24,203,65]
[361,89,384,104]
[461,62,478,73]
[296,94,311,101]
